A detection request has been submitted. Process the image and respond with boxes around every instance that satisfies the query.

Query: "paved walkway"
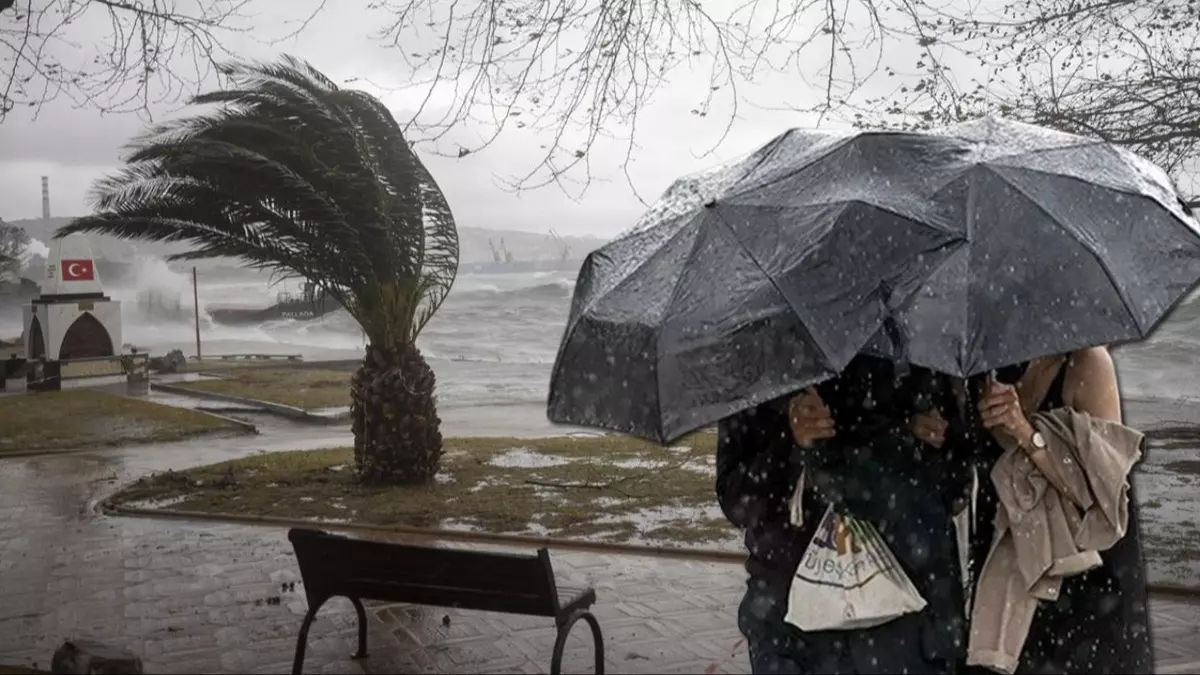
[1,416,1198,674]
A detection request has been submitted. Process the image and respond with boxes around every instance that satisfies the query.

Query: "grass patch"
[187,358,350,372]
[110,433,737,548]
[0,389,243,454]
[174,367,351,409]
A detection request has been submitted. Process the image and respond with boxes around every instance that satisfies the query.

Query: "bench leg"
[292,608,319,675]
[349,596,369,659]
[551,610,604,675]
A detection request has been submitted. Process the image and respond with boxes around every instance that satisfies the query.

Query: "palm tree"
[57,55,459,485]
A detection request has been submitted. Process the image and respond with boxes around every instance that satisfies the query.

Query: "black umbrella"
[548,117,1200,442]
[547,129,969,442]
[859,117,1200,376]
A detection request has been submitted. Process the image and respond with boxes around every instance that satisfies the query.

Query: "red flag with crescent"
[61,259,95,281]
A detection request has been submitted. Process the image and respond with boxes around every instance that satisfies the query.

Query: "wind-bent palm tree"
[58,55,459,485]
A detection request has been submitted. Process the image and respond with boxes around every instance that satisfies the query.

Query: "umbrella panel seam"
[705,206,844,372]
[983,166,1146,336]
[989,162,1200,239]
[719,136,856,203]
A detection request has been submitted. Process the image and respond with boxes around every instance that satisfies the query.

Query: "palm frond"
[57,54,459,348]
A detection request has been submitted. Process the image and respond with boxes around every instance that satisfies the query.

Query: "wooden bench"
[287,528,605,675]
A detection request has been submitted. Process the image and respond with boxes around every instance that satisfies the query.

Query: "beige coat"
[966,407,1144,674]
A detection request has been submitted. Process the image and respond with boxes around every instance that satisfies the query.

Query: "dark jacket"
[717,355,972,669]
[717,356,958,581]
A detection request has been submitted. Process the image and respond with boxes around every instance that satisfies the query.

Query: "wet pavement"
[0,400,1198,673]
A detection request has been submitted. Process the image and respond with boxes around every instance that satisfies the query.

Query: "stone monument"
[21,234,122,390]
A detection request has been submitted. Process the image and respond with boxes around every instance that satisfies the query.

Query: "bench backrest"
[288,528,561,618]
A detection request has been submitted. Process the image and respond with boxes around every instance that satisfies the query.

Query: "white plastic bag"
[784,474,928,632]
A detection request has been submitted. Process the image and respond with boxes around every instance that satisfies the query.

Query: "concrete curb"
[100,500,748,565]
[98,501,1200,598]
[150,382,349,424]
[189,409,259,434]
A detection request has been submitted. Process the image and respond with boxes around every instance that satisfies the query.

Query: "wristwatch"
[1024,430,1047,451]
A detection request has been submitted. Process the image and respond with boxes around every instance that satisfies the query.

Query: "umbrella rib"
[994,164,1200,240]
[705,207,839,371]
[654,212,717,436]
[983,140,1104,165]
[579,219,701,319]
[719,136,856,203]
[987,168,1146,336]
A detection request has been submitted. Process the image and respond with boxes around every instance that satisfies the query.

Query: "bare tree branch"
[4,0,1193,207]
[369,0,927,199]
[0,0,327,122]
[370,0,1198,204]
[849,0,1200,203]
[0,217,30,281]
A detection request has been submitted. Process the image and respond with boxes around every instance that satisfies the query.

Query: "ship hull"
[208,295,342,326]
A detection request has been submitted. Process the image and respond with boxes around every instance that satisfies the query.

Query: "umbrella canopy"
[547,129,969,441]
[548,117,1200,443]
[860,117,1200,376]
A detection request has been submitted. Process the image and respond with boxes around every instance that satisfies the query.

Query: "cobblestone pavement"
[1,416,1198,674]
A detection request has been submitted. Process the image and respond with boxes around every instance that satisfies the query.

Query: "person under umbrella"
[549,116,1200,674]
[719,355,973,674]
[959,347,1151,674]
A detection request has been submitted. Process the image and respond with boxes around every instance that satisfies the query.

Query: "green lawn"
[0,389,245,454]
[111,433,736,547]
[174,367,352,409]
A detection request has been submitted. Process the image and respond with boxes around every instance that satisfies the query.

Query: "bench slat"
[286,529,605,675]
[289,529,559,616]
[342,580,556,617]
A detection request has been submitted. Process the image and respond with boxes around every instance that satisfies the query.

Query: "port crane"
[548,229,571,262]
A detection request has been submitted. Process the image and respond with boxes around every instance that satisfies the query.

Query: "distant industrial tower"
[41,176,50,219]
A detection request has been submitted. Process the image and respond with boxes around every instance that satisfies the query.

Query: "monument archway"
[28,315,45,359]
[58,312,114,360]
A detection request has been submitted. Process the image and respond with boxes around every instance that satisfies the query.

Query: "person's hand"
[910,408,949,448]
[979,377,1036,446]
[789,388,836,448]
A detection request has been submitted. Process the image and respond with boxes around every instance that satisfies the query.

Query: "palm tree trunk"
[351,343,443,485]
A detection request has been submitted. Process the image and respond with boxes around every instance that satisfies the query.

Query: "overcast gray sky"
[0,0,957,238]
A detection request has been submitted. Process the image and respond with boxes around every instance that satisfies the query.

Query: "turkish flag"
[61,259,96,281]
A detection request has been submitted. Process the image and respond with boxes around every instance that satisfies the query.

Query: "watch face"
[1032,432,1047,448]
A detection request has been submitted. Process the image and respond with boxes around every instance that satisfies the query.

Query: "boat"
[207,282,342,326]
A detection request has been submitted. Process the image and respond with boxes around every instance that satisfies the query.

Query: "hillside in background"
[8,217,610,271]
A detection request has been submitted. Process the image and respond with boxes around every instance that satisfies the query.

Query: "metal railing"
[1,352,150,392]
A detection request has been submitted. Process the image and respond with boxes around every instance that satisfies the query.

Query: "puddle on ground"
[607,458,668,470]
[309,405,350,418]
[593,503,726,531]
[467,478,499,493]
[438,518,476,532]
[122,494,193,510]
[488,448,574,468]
